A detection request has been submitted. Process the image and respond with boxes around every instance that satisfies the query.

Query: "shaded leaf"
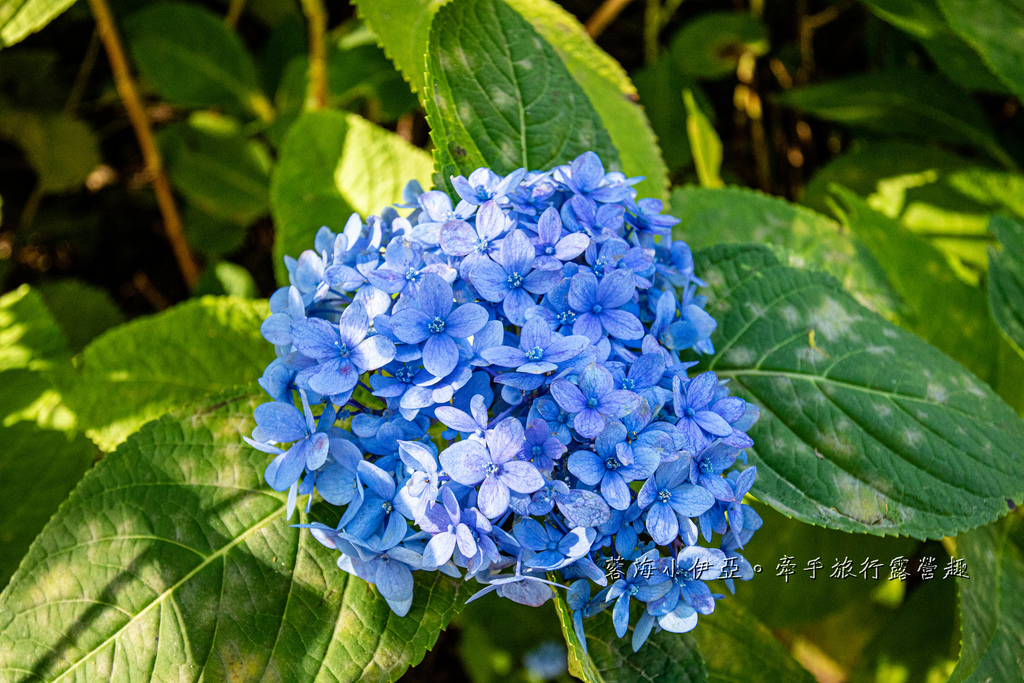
[669,186,897,315]
[634,59,700,175]
[269,109,433,284]
[37,279,125,355]
[160,114,272,227]
[668,11,769,79]
[692,600,816,683]
[125,1,272,118]
[0,423,95,590]
[0,390,465,682]
[988,214,1024,358]
[0,284,68,372]
[948,512,1024,682]
[733,501,916,628]
[937,0,1024,101]
[780,70,1013,167]
[0,111,100,193]
[63,296,275,451]
[692,243,1024,538]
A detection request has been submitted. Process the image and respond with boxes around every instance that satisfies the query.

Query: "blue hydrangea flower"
[568,270,643,341]
[389,274,488,377]
[637,459,716,545]
[469,229,562,326]
[567,421,659,510]
[551,363,641,438]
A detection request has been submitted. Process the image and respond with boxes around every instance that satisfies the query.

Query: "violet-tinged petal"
[596,268,635,309]
[500,460,545,493]
[567,451,605,486]
[445,303,489,338]
[422,532,457,568]
[439,440,489,485]
[307,358,358,397]
[358,460,396,500]
[574,409,606,439]
[480,346,529,367]
[550,379,587,413]
[439,219,476,256]
[601,309,644,340]
[290,318,340,359]
[388,308,431,344]
[522,268,561,295]
[468,259,509,302]
[419,273,454,319]
[502,229,535,273]
[254,402,307,442]
[478,475,510,518]
[554,233,590,261]
[694,410,734,437]
[646,502,679,545]
[568,271,599,311]
[602,472,632,510]
[351,334,397,372]
[668,484,715,517]
[422,333,459,377]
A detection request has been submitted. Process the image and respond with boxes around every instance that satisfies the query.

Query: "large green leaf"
[0,111,100,193]
[937,0,1024,101]
[829,188,1000,385]
[504,0,667,200]
[553,592,707,683]
[0,423,94,590]
[424,0,618,186]
[948,512,1024,682]
[691,600,815,683]
[0,0,77,48]
[125,2,272,118]
[669,186,897,315]
[269,109,434,284]
[63,296,275,451]
[634,60,700,176]
[355,0,668,200]
[988,215,1024,358]
[692,244,1024,537]
[780,70,1013,167]
[0,390,464,682]
[160,114,272,228]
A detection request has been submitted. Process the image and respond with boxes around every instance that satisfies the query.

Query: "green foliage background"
[1,0,1023,681]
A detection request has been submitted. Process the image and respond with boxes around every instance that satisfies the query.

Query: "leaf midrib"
[44,505,285,682]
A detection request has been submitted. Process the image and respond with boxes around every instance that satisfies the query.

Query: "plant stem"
[300,0,328,110]
[225,0,246,26]
[643,0,661,65]
[585,0,636,39]
[87,0,200,289]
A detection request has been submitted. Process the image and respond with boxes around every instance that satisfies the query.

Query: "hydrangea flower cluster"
[248,151,762,652]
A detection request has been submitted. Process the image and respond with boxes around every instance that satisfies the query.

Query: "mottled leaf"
[692,244,1024,538]
[988,215,1024,358]
[937,0,1024,101]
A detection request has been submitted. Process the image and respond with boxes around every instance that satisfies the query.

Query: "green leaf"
[195,261,259,299]
[0,111,100,193]
[502,0,668,201]
[356,0,666,199]
[692,243,1024,538]
[270,109,433,284]
[37,279,125,354]
[948,513,1024,682]
[988,215,1024,358]
[937,0,1024,101]
[0,390,464,682]
[668,11,769,79]
[425,0,618,185]
[684,89,723,189]
[64,296,275,451]
[858,0,1008,93]
[829,187,1001,385]
[780,70,1013,167]
[351,0,448,95]
[160,113,272,227]
[691,600,816,683]
[125,2,272,118]
[669,186,897,316]
[182,204,249,256]
[801,141,1022,280]
[0,284,68,372]
[0,423,95,589]
[553,591,708,683]
[732,501,916,628]
[0,0,77,48]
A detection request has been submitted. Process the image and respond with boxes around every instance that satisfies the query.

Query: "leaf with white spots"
[424,0,619,188]
[693,244,1024,538]
[0,390,464,682]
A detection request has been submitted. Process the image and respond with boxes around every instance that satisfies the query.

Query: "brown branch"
[300,0,328,110]
[87,0,200,289]
[225,0,246,27]
[585,0,636,39]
